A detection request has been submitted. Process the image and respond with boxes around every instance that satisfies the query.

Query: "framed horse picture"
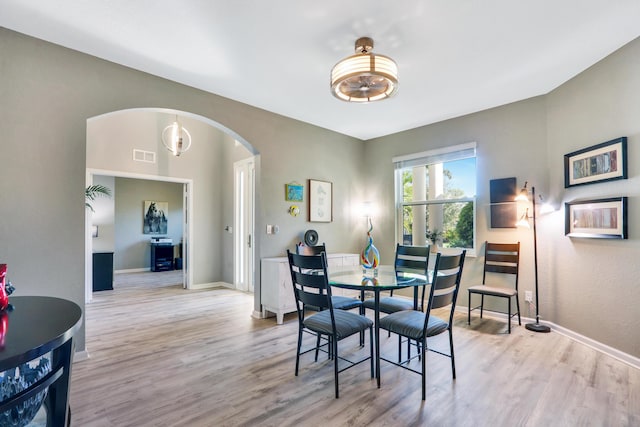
[143,201,168,234]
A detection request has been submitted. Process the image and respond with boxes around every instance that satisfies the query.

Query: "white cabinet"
[261,253,359,324]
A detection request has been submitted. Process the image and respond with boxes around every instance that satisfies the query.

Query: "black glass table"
[0,296,83,426]
[329,266,429,387]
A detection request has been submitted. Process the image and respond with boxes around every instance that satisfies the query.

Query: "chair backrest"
[287,250,334,321]
[424,250,466,327]
[394,244,430,309]
[482,242,520,290]
[295,243,326,256]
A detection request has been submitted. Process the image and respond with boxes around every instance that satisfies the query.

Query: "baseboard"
[458,305,640,370]
[188,281,228,290]
[115,268,150,274]
[548,322,640,370]
[252,310,266,320]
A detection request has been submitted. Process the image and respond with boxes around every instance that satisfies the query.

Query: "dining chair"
[363,244,430,314]
[295,243,362,311]
[378,250,466,400]
[467,242,521,333]
[287,250,374,398]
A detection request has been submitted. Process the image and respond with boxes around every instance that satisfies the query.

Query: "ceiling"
[2,1,640,140]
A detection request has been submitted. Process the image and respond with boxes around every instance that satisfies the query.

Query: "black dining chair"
[467,242,521,333]
[363,244,430,314]
[287,250,374,398]
[379,250,466,400]
[295,243,362,311]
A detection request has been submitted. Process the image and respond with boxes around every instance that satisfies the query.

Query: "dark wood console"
[151,243,174,272]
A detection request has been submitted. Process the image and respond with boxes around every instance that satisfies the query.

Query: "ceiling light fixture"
[162,116,192,156]
[330,37,398,103]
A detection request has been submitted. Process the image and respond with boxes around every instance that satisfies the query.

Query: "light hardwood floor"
[70,284,639,426]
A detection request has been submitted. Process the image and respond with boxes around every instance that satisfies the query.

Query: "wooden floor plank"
[70,283,639,426]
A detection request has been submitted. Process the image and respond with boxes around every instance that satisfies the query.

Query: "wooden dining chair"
[378,250,466,400]
[467,242,521,333]
[287,250,374,398]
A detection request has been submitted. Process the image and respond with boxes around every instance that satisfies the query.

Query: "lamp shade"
[331,37,398,102]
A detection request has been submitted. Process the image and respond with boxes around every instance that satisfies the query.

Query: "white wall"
[91,175,115,252]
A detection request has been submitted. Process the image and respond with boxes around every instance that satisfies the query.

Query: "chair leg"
[333,335,339,398]
[480,294,484,318]
[315,334,321,361]
[449,328,456,379]
[397,334,402,363]
[467,291,471,324]
[508,298,511,334]
[295,328,303,376]
[421,337,426,401]
[369,326,374,378]
[515,294,521,325]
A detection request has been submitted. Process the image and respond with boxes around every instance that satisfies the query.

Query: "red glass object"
[0,264,8,311]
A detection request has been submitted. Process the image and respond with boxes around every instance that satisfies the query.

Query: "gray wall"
[113,177,183,271]
[0,28,364,351]
[2,25,638,358]
[367,40,640,357]
[544,38,640,356]
[364,97,548,315]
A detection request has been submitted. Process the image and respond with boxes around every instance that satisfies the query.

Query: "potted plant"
[85,184,112,212]
[426,229,442,253]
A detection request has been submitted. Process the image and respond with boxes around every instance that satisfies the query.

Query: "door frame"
[233,157,256,292]
[85,168,194,302]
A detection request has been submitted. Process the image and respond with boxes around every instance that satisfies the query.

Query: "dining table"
[328,265,429,387]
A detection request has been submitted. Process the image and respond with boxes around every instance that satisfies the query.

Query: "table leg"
[375,290,381,388]
[46,338,75,426]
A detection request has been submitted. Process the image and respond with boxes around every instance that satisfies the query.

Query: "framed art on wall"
[308,179,332,222]
[564,137,627,188]
[285,183,304,202]
[489,177,517,228]
[565,197,627,239]
[143,200,168,234]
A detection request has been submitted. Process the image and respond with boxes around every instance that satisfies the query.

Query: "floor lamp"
[516,182,551,333]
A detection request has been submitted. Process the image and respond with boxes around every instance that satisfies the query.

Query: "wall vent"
[133,149,156,163]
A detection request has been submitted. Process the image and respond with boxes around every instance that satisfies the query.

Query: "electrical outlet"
[525,291,533,302]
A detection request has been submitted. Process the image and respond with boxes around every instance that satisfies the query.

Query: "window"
[394,142,476,253]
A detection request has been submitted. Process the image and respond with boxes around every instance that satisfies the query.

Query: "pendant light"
[162,116,192,156]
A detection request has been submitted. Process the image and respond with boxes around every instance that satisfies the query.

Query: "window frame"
[393,142,477,256]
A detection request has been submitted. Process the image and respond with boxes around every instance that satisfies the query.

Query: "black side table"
[0,296,82,426]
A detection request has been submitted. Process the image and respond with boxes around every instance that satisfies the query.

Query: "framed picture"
[489,177,517,228]
[565,197,627,239]
[285,183,304,202]
[564,137,627,188]
[143,200,168,234]
[308,179,332,222]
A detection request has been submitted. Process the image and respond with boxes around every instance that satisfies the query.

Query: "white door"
[234,158,255,292]
[182,182,190,289]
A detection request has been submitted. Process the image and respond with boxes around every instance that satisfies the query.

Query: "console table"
[261,253,359,324]
[0,296,83,426]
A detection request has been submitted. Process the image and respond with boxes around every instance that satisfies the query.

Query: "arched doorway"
[85,108,258,301]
